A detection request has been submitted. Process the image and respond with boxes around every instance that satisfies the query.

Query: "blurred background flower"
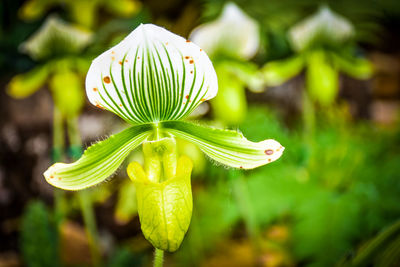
[1,0,400,266]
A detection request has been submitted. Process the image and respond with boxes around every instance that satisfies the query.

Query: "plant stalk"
[67,116,101,267]
[153,248,164,267]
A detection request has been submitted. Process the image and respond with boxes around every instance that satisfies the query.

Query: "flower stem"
[67,116,101,266]
[153,248,164,267]
[79,190,101,267]
[52,107,66,225]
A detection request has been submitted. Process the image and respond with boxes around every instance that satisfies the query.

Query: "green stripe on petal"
[86,24,218,124]
[161,121,284,169]
[44,124,153,190]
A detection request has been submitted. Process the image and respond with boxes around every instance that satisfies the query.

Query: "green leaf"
[161,121,284,169]
[7,65,49,99]
[86,24,218,124]
[44,124,152,190]
[262,55,304,86]
[127,156,193,252]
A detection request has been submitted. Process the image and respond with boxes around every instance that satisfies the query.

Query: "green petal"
[333,54,373,80]
[7,65,49,99]
[262,56,304,87]
[161,121,284,169]
[44,124,152,190]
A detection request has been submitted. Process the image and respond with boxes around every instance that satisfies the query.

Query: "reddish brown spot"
[186,40,191,43]
[265,149,274,155]
[185,95,189,100]
[49,175,54,179]
[184,56,190,59]
[119,61,122,65]
[200,49,202,51]
[239,166,243,169]
[93,87,98,92]
[137,56,140,59]
[103,76,111,84]
[268,159,272,162]
[189,59,194,64]
[190,70,193,74]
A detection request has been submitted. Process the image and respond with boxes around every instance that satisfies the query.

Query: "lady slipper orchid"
[44,23,284,190]
[43,24,284,251]
[189,3,263,125]
[190,2,260,60]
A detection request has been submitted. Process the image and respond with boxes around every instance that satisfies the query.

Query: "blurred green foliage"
[20,201,60,267]
[175,106,400,266]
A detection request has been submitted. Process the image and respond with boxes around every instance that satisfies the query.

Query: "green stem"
[302,90,315,138]
[230,170,261,251]
[153,248,164,267]
[67,116,101,267]
[52,107,66,226]
[79,191,101,267]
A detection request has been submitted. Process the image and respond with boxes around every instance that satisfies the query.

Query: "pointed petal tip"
[259,139,285,164]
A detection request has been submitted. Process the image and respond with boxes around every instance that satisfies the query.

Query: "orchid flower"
[43,24,284,251]
[8,15,92,117]
[190,2,264,125]
[190,2,260,60]
[263,6,373,106]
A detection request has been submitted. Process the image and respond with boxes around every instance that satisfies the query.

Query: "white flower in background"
[289,6,354,52]
[20,15,92,60]
[190,2,260,60]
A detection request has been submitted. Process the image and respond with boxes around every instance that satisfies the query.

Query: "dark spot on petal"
[189,59,194,64]
[265,149,274,155]
[190,70,193,74]
[186,40,191,43]
[185,95,189,99]
[103,76,111,83]
[200,49,202,51]
[93,87,98,92]
[185,56,190,59]
[119,61,122,65]
[239,166,243,169]
[268,159,272,162]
